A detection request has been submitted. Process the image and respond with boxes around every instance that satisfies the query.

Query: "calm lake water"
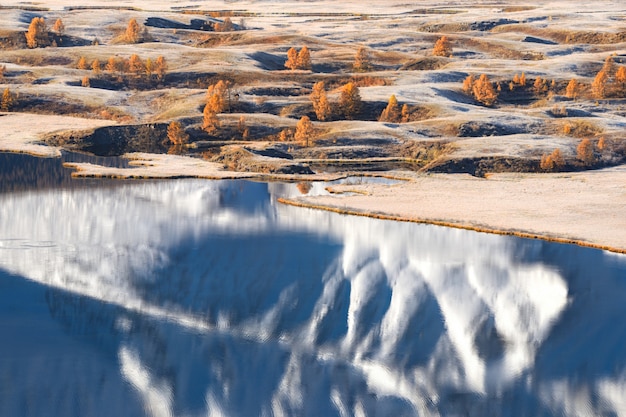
[1,153,626,416]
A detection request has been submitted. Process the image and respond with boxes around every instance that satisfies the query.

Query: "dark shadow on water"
[0,151,130,193]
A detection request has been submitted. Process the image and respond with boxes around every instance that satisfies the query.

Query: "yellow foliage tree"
[25,17,48,49]
[77,56,88,70]
[154,56,167,81]
[124,18,142,43]
[540,148,565,171]
[433,36,452,57]
[206,80,229,113]
[52,18,65,34]
[565,78,580,99]
[91,59,101,74]
[472,74,498,106]
[202,103,220,134]
[353,46,370,72]
[128,54,144,76]
[296,46,312,70]
[144,58,153,78]
[339,82,361,119]
[81,76,90,87]
[592,69,608,99]
[295,115,314,147]
[401,103,410,123]
[1,88,16,111]
[379,95,401,123]
[285,47,298,70]
[577,138,595,164]
[167,121,189,145]
[615,66,626,95]
[105,56,117,73]
[519,72,527,87]
[462,74,474,95]
[310,81,331,121]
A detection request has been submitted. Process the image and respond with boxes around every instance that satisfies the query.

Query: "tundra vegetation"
[1,4,625,176]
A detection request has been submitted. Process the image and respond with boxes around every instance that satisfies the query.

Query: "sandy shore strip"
[280,168,626,254]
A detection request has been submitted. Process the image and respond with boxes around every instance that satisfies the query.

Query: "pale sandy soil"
[283,168,626,253]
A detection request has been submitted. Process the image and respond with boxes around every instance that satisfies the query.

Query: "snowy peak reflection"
[0,179,599,416]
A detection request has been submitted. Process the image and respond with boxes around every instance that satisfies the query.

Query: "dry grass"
[493,24,626,45]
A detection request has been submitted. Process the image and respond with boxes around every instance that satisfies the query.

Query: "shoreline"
[277,197,626,255]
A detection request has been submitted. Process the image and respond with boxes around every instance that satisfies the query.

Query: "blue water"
[1,154,626,416]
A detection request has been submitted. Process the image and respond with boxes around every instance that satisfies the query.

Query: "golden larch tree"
[25,17,48,49]
[202,104,220,134]
[401,104,411,123]
[379,95,401,123]
[295,115,315,147]
[206,80,229,113]
[144,58,153,79]
[577,138,595,164]
[296,46,312,70]
[1,88,16,111]
[105,56,117,73]
[462,74,474,95]
[353,46,370,72]
[472,74,498,106]
[167,121,189,145]
[565,78,580,99]
[124,18,142,43]
[592,69,608,99]
[77,56,88,70]
[154,56,167,81]
[339,82,362,119]
[310,81,331,121]
[52,18,65,34]
[91,59,101,74]
[615,66,626,95]
[128,54,144,76]
[519,72,527,87]
[81,76,90,87]
[285,47,298,70]
[433,36,452,57]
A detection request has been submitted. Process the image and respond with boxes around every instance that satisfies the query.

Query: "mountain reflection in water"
[1,178,626,417]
